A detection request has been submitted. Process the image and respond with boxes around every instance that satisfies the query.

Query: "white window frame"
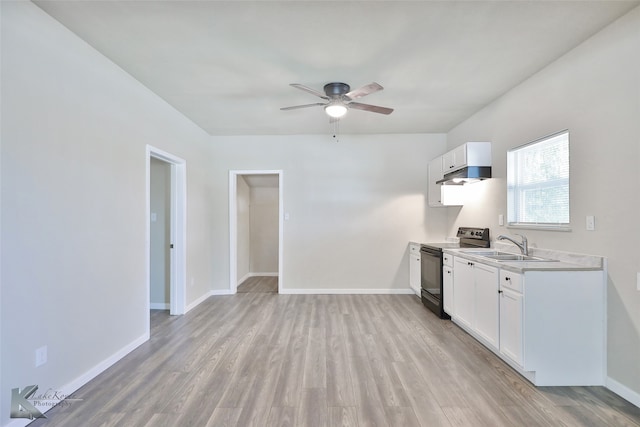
[507,130,570,231]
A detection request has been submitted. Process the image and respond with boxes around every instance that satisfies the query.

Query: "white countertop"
[443,245,604,273]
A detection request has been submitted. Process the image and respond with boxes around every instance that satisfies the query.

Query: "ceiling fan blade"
[290,83,329,100]
[345,82,383,100]
[280,103,326,111]
[348,101,394,115]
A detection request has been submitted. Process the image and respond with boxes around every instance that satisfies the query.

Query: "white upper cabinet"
[428,142,491,207]
[442,142,492,174]
[428,156,464,207]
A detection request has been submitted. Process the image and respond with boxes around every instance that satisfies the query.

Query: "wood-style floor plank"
[30,290,640,427]
[237,275,278,293]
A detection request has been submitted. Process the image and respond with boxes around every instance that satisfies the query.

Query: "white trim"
[229,170,284,294]
[279,288,416,295]
[185,291,213,313]
[184,289,235,313]
[150,303,169,310]
[5,333,148,427]
[607,376,640,408]
[238,272,252,285]
[211,289,235,296]
[146,145,187,336]
[602,258,608,388]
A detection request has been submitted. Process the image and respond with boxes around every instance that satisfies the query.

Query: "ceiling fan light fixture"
[324,102,348,118]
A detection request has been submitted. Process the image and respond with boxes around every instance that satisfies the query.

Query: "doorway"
[150,157,171,309]
[146,146,186,334]
[229,170,283,294]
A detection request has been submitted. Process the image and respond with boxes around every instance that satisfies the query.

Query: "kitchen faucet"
[497,234,528,256]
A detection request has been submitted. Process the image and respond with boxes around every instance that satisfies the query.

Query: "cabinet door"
[453,258,474,328]
[428,157,443,207]
[499,288,524,367]
[442,150,456,173]
[409,253,421,295]
[443,265,454,316]
[473,263,500,349]
[451,144,467,171]
[443,144,467,173]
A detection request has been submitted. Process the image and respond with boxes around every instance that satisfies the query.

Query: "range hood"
[436,166,492,185]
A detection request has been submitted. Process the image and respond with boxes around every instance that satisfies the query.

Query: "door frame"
[229,170,283,294]
[146,145,186,329]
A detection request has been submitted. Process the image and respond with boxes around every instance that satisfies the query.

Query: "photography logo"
[11,385,46,420]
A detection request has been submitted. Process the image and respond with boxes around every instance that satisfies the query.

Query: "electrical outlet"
[35,346,47,367]
[586,215,595,231]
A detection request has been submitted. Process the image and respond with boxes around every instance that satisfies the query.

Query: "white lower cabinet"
[409,244,421,296]
[449,253,605,386]
[499,271,523,366]
[452,257,474,329]
[452,257,499,350]
[443,265,453,315]
[442,253,454,315]
[474,263,499,349]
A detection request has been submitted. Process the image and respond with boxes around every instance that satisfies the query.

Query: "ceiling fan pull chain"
[332,118,340,142]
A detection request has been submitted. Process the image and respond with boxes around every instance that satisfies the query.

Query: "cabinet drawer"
[500,270,523,293]
[443,253,453,267]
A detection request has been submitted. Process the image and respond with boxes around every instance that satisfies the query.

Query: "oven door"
[420,246,443,314]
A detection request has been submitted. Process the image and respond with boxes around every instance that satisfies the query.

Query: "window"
[507,130,569,229]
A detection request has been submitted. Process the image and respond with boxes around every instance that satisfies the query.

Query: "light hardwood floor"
[32,292,640,426]
[238,276,278,293]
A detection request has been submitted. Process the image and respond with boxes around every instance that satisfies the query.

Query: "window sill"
[507,224,572,232]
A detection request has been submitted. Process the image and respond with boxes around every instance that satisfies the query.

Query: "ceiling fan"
[280,82,394,119]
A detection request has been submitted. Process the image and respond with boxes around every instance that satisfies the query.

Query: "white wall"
[0,3,215,424]
[250,186,279,274]
[210,134,449,292]
[446,6,640,401]
[236,176,251,283]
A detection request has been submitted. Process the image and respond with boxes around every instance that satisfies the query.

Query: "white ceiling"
[34,1,639,136]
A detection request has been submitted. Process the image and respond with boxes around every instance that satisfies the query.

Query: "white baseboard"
[149,302,169,310]
[211,289,234,295]
[607,376,640,408]
[279,288,415,295]
[184,289,236,313]
[185,291,213,313]
[4,333,148,427]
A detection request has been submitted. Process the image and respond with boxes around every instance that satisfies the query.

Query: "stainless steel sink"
[460,250,558,262]
[464,251,510,256]
[482,254,557,262]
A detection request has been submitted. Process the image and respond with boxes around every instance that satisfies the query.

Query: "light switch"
[151,212,157,222]
[586,215,595,231]
[284,212,290,221]
[498,214,504,226]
